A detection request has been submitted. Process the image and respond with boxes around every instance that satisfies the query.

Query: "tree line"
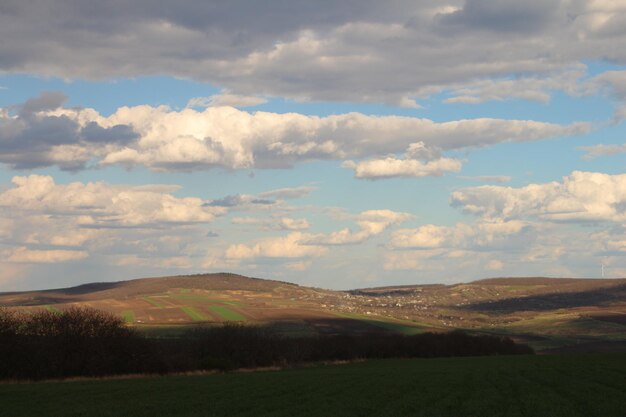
[0,307,533,380]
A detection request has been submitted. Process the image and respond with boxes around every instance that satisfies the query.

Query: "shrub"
[0,307,162,380]
[0,307,533,380]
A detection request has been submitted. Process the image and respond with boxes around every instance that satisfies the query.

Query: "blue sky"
[1,1,626,290]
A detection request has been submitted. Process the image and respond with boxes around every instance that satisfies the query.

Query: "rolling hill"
[2,273,626,351]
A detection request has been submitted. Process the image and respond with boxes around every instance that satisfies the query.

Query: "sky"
[1,0,626,291]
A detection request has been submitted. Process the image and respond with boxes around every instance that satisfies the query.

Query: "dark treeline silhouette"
[0,307,533,380]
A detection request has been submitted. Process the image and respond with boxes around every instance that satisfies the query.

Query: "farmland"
[2,354,626,417]
[2,273,626,351]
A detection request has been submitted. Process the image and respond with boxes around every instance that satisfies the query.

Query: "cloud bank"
[0,95,588,174]
[4,1,626,105]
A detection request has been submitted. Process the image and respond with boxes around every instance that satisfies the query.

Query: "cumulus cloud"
[0,92,138,170]
[451,171,626,222]
[224,232,327,260]
[232,216,310,231]
[13,100,582,172]
[305,209,412,245]
[390,220,530,250]
[0,175,225,267]
[212,209,411,268]
[343,142,462,179]
[3,1,626,105]
[0,175,224,227]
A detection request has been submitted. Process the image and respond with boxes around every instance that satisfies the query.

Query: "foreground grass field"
[2,354,626,417]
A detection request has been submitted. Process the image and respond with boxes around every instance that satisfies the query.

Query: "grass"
[208,305,247,321]
[180,306,207,322]
[121,310,135,323]
[44,305,61,313]
[2,355,626,416]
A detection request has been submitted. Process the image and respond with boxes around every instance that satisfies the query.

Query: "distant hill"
[0,273,301,306]
[2,274,626,352]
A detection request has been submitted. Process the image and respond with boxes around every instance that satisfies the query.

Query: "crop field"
[44,305,61,313]
[142,296,168,308]
[209,305,247,321]
[179,306,207,321]
[121,310,135,323]
[2,354,626,417]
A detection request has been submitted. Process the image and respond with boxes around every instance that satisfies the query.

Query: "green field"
[121,310,135,323]
[209,305,246,321]
[180,306,207,321]
[44,305,61,313]
[2,355,626,416]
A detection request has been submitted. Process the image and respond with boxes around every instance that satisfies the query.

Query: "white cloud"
[390,220,529,250]
[343,142,462,179]
[187,91,268,108]
[232,216,310,231]
[443,68,587,104]
[212,209,411,270]
[344,157,462,180]
[0,175,224,227]
[579,143,626,159]
[0,175,226,271]
[224,232,327,260]
[2,98,587,172]
[304,209,412,245]
[258,185,316,200]
[0,92,137,170]
[8,247,88,263]
[451,171,626,222]
[4,1,626,108]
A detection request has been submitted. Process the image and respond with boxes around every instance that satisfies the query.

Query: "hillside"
[2,273,626,350]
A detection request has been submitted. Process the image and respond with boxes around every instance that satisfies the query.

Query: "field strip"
[172,294,241,306]
[121,310,135,323]
[142,297,168,308]
[208,305,247,321]
[44,305,61,313]
[180,306,208,321]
